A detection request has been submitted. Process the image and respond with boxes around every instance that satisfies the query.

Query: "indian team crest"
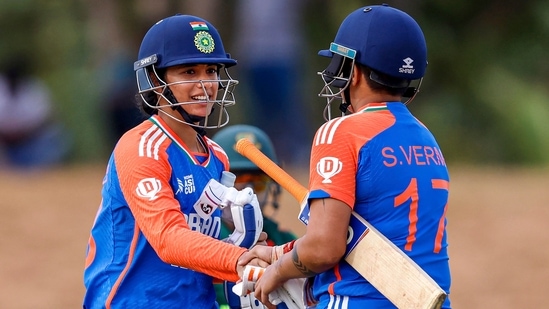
[194,31,215,54]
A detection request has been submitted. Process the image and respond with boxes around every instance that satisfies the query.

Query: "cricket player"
[239,4,452,308]
[83,14,266,308]
[212,125,297,309]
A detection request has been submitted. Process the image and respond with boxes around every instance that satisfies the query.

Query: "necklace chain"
[195,135,207,153]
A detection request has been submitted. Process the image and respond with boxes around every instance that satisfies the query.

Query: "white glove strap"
[232,266,265,296]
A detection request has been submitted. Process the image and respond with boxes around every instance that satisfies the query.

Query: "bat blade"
[235,138,447,309]
[346,214,447,309]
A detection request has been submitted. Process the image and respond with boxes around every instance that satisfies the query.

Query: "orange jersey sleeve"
[114,119,245,282]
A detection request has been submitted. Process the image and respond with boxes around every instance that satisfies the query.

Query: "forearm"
[158,228,247,282]
[275,237,334,281]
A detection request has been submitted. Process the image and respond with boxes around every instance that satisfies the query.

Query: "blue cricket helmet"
[133,14,239,131]
[319,4,427,80]
[136,14,236,70]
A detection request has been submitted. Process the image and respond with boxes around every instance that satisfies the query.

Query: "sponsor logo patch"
[316,157,343,183]
[399,57,415,74]
[136,178,162,200]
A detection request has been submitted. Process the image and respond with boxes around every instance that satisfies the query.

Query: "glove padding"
[233,266,306,309]
[222,184,266,309]
[268,278,306,309]
[224,189,263,248]
[193,179,239,219]
[194,179,263,248]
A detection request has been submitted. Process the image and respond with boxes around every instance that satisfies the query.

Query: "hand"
[267,278,307,309]
[255,231,269,247]
[238,245,274,271]
[224,280,266,309]
[233,265,305,309]
[254,264,285,309]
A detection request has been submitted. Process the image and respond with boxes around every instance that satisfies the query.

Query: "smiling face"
[161,63,220,119]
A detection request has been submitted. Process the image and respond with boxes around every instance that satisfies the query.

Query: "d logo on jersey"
[136,177,162,201]
[316,157,343,183]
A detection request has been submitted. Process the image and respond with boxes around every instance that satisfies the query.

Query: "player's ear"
[350,64,362,87]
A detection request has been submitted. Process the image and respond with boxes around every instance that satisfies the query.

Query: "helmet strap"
[403,87,417,98]
[162,86,207,136]
[339,87,352,113]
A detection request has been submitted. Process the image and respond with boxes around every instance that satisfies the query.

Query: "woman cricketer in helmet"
[212,125,297,309]
[83,15,267,309]
[239,4,452,309]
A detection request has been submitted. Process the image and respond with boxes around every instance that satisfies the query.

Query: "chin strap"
[162,87,207,136]
[339,87,352,114]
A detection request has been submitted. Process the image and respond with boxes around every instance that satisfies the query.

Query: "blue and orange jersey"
[83,115,247,309]
[308,102,451,308]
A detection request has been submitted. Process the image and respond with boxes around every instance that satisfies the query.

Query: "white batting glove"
[193,179,263,248]
[224,189,263,248]
[224,280,266,309]
[192,179,239,219]
[269,278,306,309]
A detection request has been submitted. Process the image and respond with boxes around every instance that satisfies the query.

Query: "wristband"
[271,240,296,262]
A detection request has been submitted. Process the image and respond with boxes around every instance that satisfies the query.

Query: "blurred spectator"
[233,0,312,167]
[0,59,71,169]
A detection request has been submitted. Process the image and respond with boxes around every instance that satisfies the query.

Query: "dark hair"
[360,64,410,97]
[135,92,156,116]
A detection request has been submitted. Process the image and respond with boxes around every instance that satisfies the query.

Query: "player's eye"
[206,67,219,75]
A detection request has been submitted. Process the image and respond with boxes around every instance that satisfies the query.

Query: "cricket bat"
[235,138,447,309]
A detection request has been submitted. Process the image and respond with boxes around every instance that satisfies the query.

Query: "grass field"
[1,164,547,308]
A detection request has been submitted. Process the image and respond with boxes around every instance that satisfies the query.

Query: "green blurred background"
[1,0,548,166]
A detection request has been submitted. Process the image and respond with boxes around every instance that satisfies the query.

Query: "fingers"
[255,280,277,309]
[255,231,268,246]
[249,257,270,268]
[236,256,269,274]
[238,245,273,267]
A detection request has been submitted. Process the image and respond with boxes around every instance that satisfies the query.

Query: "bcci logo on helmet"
[194,31,215,54]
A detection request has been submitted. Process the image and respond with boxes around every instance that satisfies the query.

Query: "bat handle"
[235,138,308,203]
